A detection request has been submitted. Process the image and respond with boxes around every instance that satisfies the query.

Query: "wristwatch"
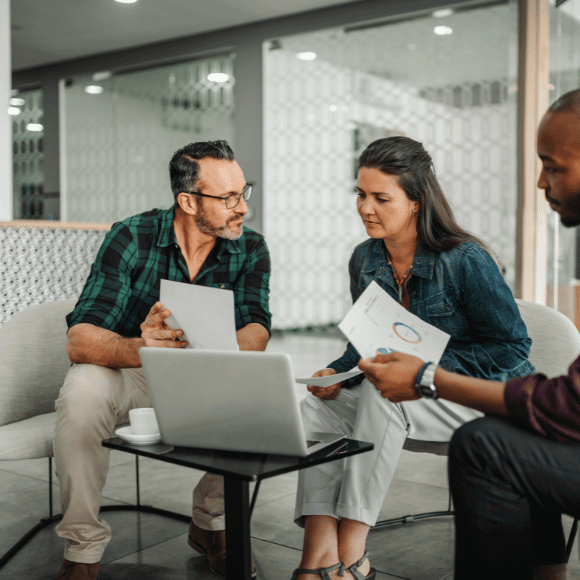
[415,362,438,399]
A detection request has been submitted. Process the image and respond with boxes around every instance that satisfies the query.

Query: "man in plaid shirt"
[54,141,271,580]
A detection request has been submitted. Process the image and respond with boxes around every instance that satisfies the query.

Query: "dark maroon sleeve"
[504,353,580,442]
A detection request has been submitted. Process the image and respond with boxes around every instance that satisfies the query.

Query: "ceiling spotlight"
[92,71,112,81]
[84,85,104,95]
[297,52,317,61]
[8,107,21,116]
[433,8,454,18]
[115,0,138,3]
[207,73,229,83]
[26,123,43,132]
[434,25,453,35]
[10,97,25,106]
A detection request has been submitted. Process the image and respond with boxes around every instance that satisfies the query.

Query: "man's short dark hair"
[169,140,235,202]
[548,88,580,116]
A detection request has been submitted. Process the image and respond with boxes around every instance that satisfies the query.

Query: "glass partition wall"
[11,89,44,220]
[264,3,519,329]
[62,54,235,223]
[547,0,580,326]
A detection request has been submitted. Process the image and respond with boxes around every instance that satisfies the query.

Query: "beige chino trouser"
[294,378,482,528]
[54,363,224,564]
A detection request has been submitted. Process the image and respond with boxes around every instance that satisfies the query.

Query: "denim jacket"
[329,239,535,385]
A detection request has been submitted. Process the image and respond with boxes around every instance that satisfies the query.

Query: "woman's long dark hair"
[358,136,493,257]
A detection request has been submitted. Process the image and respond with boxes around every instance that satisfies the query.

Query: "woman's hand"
[307,368,344,400]
[358,352,424,402]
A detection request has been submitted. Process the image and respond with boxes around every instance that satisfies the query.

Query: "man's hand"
[358,352,425,402]
[140,302,188,348]
[307,368,344,400]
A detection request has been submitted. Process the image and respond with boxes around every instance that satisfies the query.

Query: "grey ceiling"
[10,0,364,71]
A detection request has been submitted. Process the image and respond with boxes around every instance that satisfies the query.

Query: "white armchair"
[0,299,189,569]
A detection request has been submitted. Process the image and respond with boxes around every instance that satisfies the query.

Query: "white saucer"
[115,426,162,445]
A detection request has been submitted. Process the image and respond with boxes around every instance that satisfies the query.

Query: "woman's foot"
[341,552,371,578]
[343,552,372,579]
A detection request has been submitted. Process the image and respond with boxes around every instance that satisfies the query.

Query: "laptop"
[139,348,345,457]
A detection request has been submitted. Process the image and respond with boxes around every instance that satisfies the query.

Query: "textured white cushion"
[516,299,580,378]
[0,299,75,462]
[0,412,56,460]
[0,299,75,428]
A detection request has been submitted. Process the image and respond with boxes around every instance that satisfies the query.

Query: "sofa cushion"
[0,299,75,427]
[0,412,56,460]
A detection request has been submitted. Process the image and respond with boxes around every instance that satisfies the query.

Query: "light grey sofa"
[0,298,188,569]
[0,299,75,461]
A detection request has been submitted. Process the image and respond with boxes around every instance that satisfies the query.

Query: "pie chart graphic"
[392,322,422,344]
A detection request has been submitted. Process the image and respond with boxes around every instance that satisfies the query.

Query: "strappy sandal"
[344,551,376,580]
[290,562,345,579]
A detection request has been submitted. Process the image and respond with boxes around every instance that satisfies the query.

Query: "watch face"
[419,384,437,398]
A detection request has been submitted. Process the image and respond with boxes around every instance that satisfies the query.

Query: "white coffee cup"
[129,408,159,436]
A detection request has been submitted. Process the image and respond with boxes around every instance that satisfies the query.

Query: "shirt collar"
[156,205,242,257]
[156,206,178,248]
[361,238,436,280]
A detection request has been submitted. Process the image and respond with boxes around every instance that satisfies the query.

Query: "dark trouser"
[449,416,580,580]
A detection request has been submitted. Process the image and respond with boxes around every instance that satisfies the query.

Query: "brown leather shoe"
[188,520,256,578]
[56,559,100,580]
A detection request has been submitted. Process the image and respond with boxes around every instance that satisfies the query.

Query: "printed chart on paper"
[338,281,450,363]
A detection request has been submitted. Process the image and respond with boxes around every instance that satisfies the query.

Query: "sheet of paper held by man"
[160,279,238,351]
[338,280,450,363]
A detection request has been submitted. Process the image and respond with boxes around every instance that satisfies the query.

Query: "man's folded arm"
[67,323,144,368]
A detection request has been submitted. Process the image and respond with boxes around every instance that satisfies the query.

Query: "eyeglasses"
[185,183,252,209]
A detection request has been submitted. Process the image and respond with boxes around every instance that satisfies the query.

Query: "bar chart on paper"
[338,281,450,363]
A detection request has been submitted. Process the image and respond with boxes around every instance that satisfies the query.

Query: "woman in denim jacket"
[291,136,534,580]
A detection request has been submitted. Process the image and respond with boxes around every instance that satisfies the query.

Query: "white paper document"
[160,279,238,351]
[294,369,363,387]
[338,280,450,364]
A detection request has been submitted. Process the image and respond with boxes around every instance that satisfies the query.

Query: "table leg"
[225,477,252,579]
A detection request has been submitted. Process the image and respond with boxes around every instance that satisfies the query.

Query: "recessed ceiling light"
[85,85,104,95]
[10,97,25,106]
[433,8,454,18]
[8,107,21,116]
[434,25,453,35]
[115,0,138,3]
[207,73,229,83]
[26,123,43,132]
[297,52,317,61]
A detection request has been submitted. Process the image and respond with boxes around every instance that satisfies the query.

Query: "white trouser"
[294,378,481,527]
[54,363,224,564]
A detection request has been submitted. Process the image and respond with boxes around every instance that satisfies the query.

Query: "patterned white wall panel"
[264,7,517,329]
[11,89,44,220]
[64,55,235,223]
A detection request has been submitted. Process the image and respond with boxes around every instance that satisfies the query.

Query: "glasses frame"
[185,183,252,209]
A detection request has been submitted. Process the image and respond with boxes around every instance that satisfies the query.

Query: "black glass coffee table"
[102,437,373,579]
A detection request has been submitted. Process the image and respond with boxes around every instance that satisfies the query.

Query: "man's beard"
[560,214,580,228]
[195,201,243,240]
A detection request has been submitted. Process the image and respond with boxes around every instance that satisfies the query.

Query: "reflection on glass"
[11,89,44,220]
[64,54,235,223]
[264,3,518,329]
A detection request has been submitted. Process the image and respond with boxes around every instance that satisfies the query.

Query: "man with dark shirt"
[358,89,580,580]
[54,140,270,580]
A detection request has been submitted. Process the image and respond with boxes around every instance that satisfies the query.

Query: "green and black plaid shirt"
[67,206,271,337]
